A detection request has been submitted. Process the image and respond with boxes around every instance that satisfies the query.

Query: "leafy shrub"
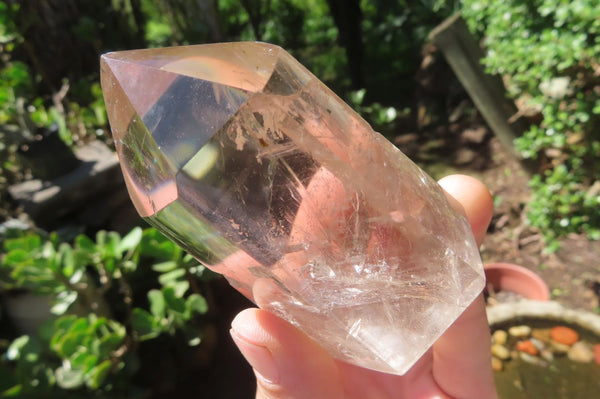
[0,227,214,397]
[0,1,108,203]
[462,0,600,248]
[5,315,126,393]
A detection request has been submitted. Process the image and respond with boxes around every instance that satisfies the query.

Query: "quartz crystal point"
[100,42,484,375]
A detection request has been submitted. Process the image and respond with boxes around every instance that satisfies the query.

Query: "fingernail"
[230,329,280,384]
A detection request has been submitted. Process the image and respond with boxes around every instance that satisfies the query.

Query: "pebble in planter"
[491,324,598,369]
[488,300,600,398]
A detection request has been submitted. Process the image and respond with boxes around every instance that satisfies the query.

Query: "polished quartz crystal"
[100,42,484,375]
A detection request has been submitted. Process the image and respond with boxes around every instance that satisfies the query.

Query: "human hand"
[230,174,497,399]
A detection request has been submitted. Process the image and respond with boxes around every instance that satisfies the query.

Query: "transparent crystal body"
[100,42,484,375]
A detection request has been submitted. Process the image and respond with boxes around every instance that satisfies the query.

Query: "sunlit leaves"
[462,0,600,248]
[1,226,214,393]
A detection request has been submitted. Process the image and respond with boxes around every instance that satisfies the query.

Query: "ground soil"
[479,141,600,313]
[395,117,600,313]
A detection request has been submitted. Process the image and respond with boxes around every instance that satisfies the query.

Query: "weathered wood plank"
[429,14,525,161]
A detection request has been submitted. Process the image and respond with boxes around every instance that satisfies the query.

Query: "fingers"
[230,308,343,399]
[433,175,497,398]
[438,174,494,246]
[433,296,497,399]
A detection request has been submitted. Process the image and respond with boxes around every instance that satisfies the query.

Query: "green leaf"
[54,318,90,357]
[75,234,96,253]
[50,315,78,351]
[40,241,56,263]
[104,231,122,259]
[51,290,77,315]
[139,228,177,259]
[53,315,78,331]
[163,287,186,314]
[172,280,190,297]
[117,227,142,254]
[105,319,126,339]
[349,88,366,106]
[4,235,41,252]
[158,268,186,286]
[104,257,116,274]
[6,336,29,361]
[131,308,160,340]
[2,384,22,397]
[148,289,165,318]
[86,360,111,389]
[88,315,108,332]
[68,268,85,285]
[95,230,107,248]
[186,294,208,315]
[56,335,81,358]
[71,352,99,374]
[58,243,76,278]
[151,260,177,273]
[98,333,124,358]
[2,249,29,266]
[55,366,85,389]
[67,317,90,334]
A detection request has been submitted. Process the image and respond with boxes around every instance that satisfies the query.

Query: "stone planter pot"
[484,262,550,301]
[487,300,600,332]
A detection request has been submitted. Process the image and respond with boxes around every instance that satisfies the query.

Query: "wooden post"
[429,14,525,161]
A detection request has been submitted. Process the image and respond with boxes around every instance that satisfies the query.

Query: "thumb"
[231,308,344,399]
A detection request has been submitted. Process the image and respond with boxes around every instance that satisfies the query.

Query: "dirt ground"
[395,118,600,313]
[480,138,600,313]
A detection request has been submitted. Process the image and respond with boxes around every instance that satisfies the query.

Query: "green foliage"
[1,228,142,314]
[0,61,106,216]
[0,61,33,127]
[5,315,125,393]
[1,227,213,396]
[130,228,215,345]
[462,0,600,249]
[527,164,600,252]
[10,80,107,146]
[0,0,110,158]
[361,0,458,101]
[0,1,18,45]
[0,0,458,158]
[349,88,410,133]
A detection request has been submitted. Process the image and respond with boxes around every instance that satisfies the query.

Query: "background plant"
[0,227,214,397]
[462,0,600,250]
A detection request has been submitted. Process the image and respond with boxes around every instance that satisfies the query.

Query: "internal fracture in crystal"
[101,42,485,375]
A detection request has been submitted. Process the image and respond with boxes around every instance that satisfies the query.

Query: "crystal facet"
[100,42,485,375]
